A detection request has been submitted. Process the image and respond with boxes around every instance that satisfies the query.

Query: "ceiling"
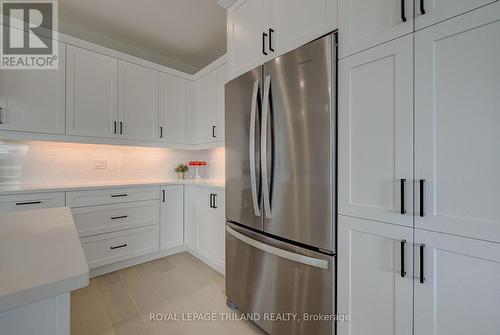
[58,0,227,74]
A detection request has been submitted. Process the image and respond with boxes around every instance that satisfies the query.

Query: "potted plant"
[175,164,189,179]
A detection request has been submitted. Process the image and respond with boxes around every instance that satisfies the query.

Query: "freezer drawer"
[225,222,334,335]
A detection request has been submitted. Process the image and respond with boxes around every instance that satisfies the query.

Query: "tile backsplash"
[0,141,225,186]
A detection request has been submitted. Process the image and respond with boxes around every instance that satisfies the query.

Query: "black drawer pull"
[213,193,218,209]
[419,244,425,284]
[16,201,42,206]
[400,178,406,214]
[400,240,406,278]
[419,179,425,217]
[110,194,128,198]
[110,243,128,250]
[110,215,128,220]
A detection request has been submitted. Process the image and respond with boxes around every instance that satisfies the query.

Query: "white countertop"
[0,207,89,313]
[0,178,225,195]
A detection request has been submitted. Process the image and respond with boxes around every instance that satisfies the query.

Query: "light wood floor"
[71,252,265,335]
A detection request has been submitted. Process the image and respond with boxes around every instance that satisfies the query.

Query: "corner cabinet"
[158,73,187,144]
[160,185,184,250]
[184,186,225,273]
[227,0,338,79]
[0,43,66,134]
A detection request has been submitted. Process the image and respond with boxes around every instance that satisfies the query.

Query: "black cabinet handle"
[400,240,406,278]
[209,193,214,208]
[213,193,218,209]
[114,121,117,134]
[420,0,426,15]
[16,201,42,206]
[419,179,425,217]
[400,178,406,215]
[162,189,166,203]
[110,194,128,198]
[419,244,425,283]
[119,122,123,134]
[110,243,128,250]
[401,0,407,22]
[262,32,268,55]
[0,106,3,124]
[212,125,216,138]
[160,126,163,138]
[269,28,275,52]
[110,215,128,220]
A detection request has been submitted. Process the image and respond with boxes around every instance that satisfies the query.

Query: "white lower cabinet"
[414,229,500,335]
[185,186,225,272]
[338,215,413,335]
[160,185,184,250]
[0,192,65,213]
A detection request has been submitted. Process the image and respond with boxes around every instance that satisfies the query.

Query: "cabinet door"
[0,43,65,134]
[271,0,337,56]
[414,229,500,335]
[66,45,118,138]
[190,70,217,144]
[338,215,413,335]
[338,0,413,58]
[118,61,158,141]
[158,73,186,144]
[415,5,500,242]
[160,185,184,250]
[184,186,198,250]
[338,35,413,226]
[214,64,227,142]
[227,0,270,79]
[415,0,497,30]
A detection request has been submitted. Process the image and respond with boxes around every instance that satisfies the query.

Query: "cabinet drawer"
[66,186,159,207]
[0,192,65,213]
[71,200,159,237]
[81,225,159,268]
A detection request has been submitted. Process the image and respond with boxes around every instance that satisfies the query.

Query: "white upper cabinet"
[118,61,159,141]
[227,0,271,79]
[338,35,413,227]
[160,185,184,250]
[338,0,413,58]
[66,45,118,138]
[0,43,65,134]
[414,3,500,242]
[271,0,337,56]
[214,63,227,142]
[338,215,413,335]
[158,73,186,144]
[414,229,500,335]
[415,0,497,30]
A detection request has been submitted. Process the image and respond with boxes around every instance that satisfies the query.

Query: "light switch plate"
[94,160,107,169]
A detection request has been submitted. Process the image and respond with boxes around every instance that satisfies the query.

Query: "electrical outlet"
[94,160,107,169]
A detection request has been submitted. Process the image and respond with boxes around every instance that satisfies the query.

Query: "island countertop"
[0,207,89,313]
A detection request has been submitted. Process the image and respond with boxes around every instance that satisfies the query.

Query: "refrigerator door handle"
[249,80,261,216]
[226,226,329,269]
[261,75,272,219]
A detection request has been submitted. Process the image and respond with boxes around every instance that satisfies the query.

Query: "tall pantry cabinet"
[337,2,500,335]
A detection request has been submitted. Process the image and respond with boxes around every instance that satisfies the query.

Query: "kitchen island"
[0,207,89,335]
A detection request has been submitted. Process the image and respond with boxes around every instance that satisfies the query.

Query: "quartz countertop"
[0,178,225,195]
[0,207,89,313]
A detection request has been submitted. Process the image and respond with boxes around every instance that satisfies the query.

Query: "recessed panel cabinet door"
[227,0,270,79]
[160,185,184,250]
[190,70,217,144]
[0,43,65,134]
[338,35,413,227]
[415,0,497,30]
[66,45,118,138]
[414,4,500,242]
[159,73,186,144]
[214,64,227,142]
[338,0,413,58]
[118,61,159,141]
[414,229,500,335]
[271,0,337,56]
[338,215,413,335]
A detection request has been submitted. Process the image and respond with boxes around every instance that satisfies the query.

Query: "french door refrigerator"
[225,33,336,335]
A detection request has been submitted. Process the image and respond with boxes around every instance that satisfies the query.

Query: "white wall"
[0,141,225,186]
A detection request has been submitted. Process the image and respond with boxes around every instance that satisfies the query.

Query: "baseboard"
[185,246,225,275]
[89,245,186,278]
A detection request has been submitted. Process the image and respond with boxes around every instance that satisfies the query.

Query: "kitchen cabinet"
[158,73,186,144]
[118,61,159,141]
[66,45,118,138]
[338,35,413,227]
[184,186,225,272]
[414,229,500,335]
[338,0,413,58]
[160,185,184,250]
[214,64,227,142]
[338,215,413,335]
[0,192,65,213]
[414,0,497,30]
[227,0,337,79]
[0,43,66,134]
[414,3,500,242]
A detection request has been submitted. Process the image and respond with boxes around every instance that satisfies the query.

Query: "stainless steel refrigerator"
[225,33,336,335]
